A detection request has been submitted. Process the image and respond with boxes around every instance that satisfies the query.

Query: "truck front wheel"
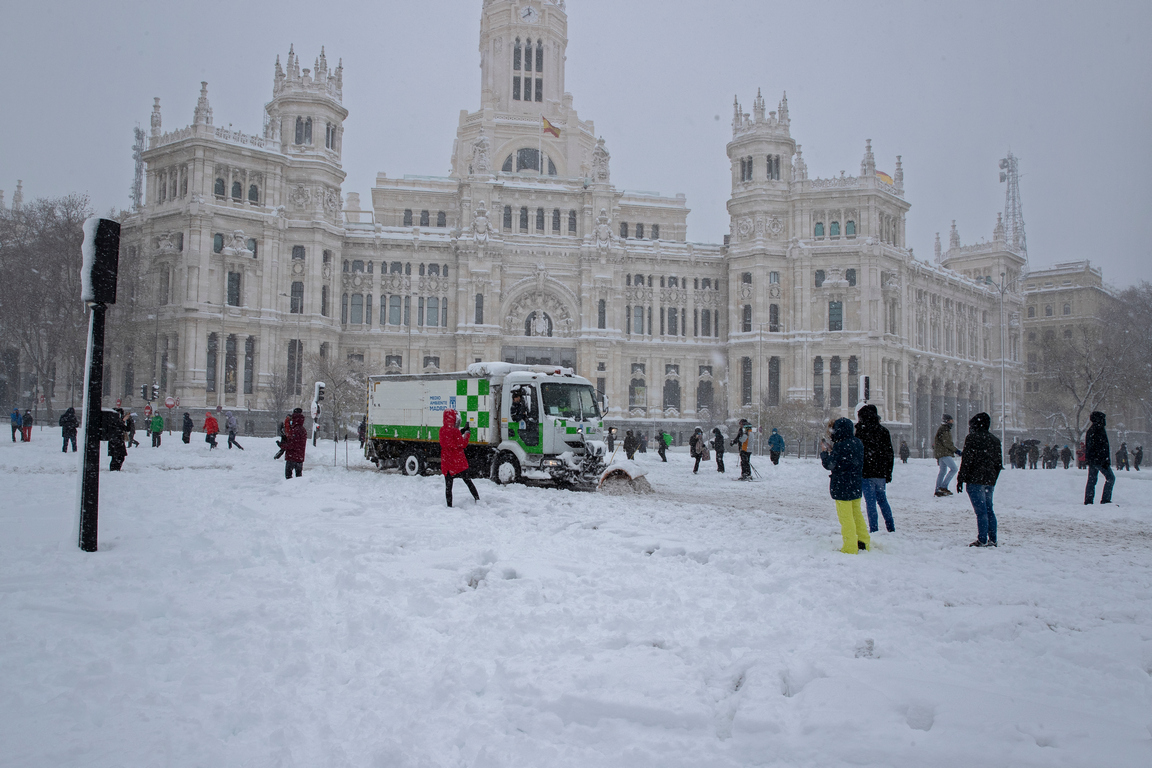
[492,452,521,485]
[400,451,426,476]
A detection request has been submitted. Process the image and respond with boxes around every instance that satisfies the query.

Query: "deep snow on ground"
[1,429,1151,768]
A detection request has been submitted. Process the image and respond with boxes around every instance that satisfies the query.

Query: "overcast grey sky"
[2,0,1149,285]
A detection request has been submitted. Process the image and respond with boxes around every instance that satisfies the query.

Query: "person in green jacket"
[150,413,165,447]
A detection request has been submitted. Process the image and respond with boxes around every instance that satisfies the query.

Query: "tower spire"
[861,139,875,176]
[193,82,212,126]
[949,220,960,250]
[753,88,765,122]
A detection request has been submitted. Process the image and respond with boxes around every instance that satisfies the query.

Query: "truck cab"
[493,369,606,484]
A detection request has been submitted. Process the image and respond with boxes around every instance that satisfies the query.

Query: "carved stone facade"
[116,0,1024,444]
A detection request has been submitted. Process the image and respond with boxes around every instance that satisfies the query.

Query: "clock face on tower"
[520,5,538,23]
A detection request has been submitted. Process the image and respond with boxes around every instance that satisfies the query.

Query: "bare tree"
[760,397,831,459]
[305,352,378,441]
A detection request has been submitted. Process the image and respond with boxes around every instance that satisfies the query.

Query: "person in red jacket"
[283,408,308,479]
[440,408,479,507]
[203,412,219,449]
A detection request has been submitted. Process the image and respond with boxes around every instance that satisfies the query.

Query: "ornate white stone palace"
[119,0,1025,446]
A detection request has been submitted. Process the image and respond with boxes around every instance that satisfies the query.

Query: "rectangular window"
[290,282,304,314]
[535,78,543,102]
[287,339,303,395]
[227,272,241,306]
[741,357,752,406]
[520,207,529,231]
[625,304,631,334]
[385,354,402,370]
[597,299,606,329]
[702,309,711,337]
[244,336,255,395]
[652,224,659,240]
[568,210,577,233]
[536,207,545,231]
[636,223,644,239]
[158,269,169,306]
[829,355,841,408]
[668,307,677,336]
[292,245,305,260]
[475,294,484,324]
[159,349,169,392]
[633,305,644,335]
[768,356,780,406]
[504,206,513,230]
[828,301,843,331]
[350,294,363,325]
[404,296,410,326]
[423,356,440,370]
[426,297,439,327]
[769,271,779,284]
[420,210,430,227]
[513,76,521,101]
[206,334,218,393]
[552,208,561,233]
[417,297,425,327]
[389,295,402,326]
[812,357,824,407]
[224,335,238,394]
[847,356,858,408]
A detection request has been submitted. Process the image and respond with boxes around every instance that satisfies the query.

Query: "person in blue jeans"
[956,412,1002,547]
[854,404,895,533]
[1083,410,1114,504]
[933,415,961,496]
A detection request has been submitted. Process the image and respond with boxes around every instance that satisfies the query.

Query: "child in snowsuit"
[203,413,219,449]
[821,417,869,554]
[440,409,479,507]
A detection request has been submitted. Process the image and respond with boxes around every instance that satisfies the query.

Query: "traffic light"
[151,384,159,401]
[315,382,325,403]
[140,384,148,399]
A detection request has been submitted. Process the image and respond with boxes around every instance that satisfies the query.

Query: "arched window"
[769,303,780,332]
[536,40,544,73]
[248,185,259,204]
[343,260,350,273]
[292,245,305,260]
[620,222,629,239]
[524,311,552,337]
[290,282,304,314]
[389,261,403,274]
[475,294,484,324]
[1027,306,1035,318]
[350,294,364,325]
[214,178,225,197]
[634,274,645,286]
[568,210,577,234]
[552,208,561,233]
[767,357,780,406]
[420,210,430,227]
[741,357,753,405]
[597,299,606,329]
[426,297,439,327]
[830,221,840,237]
[442,265,449,278]
[428,264,440,276]
[652,224,660,239]
[513,38,522,101]
[847,356,859,408]
[742,272,752,284]
[231,181,242,200]
[352,260,365,273]
[846,220,856,237]
[742,305,752,333]
[1063,303,1071,315]
[503,206,513,230]
[419,263,425,276]
[304,117,312,145]
[502,155,514,173]
[206,334,217,393]
[696,380,714,412]
[519,207,529,231]
[814,270,825,288]
[436,211,446,227]
[1045,304,1053,317]
[403,209,413,227]
[536,207,545,231]
[636,224,645,239]
[663,379,681,412]
[629,378,646,408]
[295,117,305,145]
[213,233,224,253]
[814,222,825,238]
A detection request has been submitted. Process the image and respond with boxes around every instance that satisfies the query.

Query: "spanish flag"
[542,117,561,138]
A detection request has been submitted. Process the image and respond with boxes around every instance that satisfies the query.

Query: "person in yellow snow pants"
[821,417,870,554]
[835,498,871,554]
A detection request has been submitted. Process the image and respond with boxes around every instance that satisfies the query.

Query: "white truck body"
[365,362,606,486]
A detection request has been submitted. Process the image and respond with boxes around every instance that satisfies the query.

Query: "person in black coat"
[820,417,869,554]
[712,427,725,473]
[1084,411,1114,504]
[898,439,910,464]
[1134,445,1143,471]
[956,412,1002,547]
[181,412,194,444]
[108,409,128,471]
[623,430,638,460]
[58,407,79,452]
[855,405,895,533]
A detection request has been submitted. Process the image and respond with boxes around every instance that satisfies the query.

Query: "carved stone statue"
[472,201,495,244]
[150,98,162,138]
[595,209,612,251]
[472,128,492,175]
[591,138,610,183]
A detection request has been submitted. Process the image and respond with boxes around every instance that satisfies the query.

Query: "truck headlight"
[541,458,563,468]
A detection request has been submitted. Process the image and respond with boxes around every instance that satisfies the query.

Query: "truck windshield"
[540,383,601,420]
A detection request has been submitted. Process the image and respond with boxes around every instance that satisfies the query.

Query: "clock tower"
[479,0,568,115]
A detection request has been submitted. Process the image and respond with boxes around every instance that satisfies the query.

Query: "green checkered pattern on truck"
[369,377,492,444]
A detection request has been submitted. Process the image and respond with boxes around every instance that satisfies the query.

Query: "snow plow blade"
[597,460,654,494]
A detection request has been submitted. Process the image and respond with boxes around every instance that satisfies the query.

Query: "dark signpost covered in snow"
[78,217,120,552]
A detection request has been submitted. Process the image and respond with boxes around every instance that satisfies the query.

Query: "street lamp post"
[985,272,1017,460]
